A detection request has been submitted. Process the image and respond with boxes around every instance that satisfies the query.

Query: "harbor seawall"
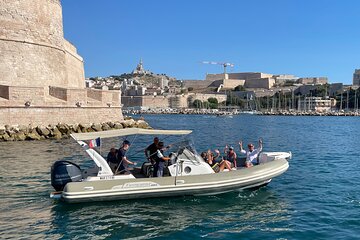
[0,118,150,142]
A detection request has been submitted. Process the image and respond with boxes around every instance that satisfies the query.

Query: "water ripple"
[1,115,360,239]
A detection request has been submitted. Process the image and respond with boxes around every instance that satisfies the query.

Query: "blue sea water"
[0,114,359,239]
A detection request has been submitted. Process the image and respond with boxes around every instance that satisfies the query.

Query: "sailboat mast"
[346,89,349,111]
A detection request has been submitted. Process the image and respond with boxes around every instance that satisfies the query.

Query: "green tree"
[234,85,246,91]
[202,101,210,109]
[192,99,202,108]
[208,97,218,104]
[208,97,218,109]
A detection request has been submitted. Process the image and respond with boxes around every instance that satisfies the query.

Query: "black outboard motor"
[51,161,82,191]
[141,162,154,178]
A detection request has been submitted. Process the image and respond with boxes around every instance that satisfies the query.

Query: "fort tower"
[0,0,123,126]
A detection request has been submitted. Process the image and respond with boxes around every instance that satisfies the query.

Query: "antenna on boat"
[99,138,102,156]
[174,147,185,186]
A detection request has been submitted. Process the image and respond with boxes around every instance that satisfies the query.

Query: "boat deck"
[126,157,248,179]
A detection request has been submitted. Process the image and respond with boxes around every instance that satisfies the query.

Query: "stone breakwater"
[0,118,150,142]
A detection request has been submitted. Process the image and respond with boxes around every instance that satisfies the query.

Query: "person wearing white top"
[154,142,170,177]
[239,139,263,168]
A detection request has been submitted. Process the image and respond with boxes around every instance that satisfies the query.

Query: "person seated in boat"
[154,141,170,177]
[200,152,207,161]
[239,139,263,168]
[224,145,237,169]
[106,147,118,166]
[113,140,137,174]
[206,149,232,172]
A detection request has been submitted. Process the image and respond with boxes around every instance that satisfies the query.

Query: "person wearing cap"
[154,141,170,177]
[239,139,263,168]
[113,140,136,174]
[224,145,237,168]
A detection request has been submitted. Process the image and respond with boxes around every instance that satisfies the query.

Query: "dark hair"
[123,140,131,145]
[158,141,164,148]
[200,152,207,161]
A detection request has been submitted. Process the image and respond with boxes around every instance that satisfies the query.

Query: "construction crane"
[201,61,235,74]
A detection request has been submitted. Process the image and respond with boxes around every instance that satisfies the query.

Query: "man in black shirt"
[144,137,159,177]
[111,140,136,174]
[144,137,159,164]
[107,147,118,166]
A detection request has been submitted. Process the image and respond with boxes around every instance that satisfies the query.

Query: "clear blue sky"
[62,0,360,84]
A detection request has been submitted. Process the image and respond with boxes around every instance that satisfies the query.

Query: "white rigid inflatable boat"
[50,128,291,203]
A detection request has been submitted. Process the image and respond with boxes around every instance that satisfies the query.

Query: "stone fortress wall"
[203,72,275,89]
[0,0,123,127]
[0,0,84,88]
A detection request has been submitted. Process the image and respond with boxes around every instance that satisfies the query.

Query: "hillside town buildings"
[89,61,348,112]
[85,59,359,113]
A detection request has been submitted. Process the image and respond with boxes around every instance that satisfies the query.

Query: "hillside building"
[298,97,335,112]
[132,59,151,75]
[353,69,360,86]
[204,72,276,89]
[297,77,328,85]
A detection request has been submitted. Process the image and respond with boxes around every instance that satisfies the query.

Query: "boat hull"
[60,158,289,203]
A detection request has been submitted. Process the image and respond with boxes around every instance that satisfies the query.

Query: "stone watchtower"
[0,0,123,126]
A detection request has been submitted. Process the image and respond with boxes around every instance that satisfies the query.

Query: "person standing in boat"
[154,141,170,177]
[114,140,136,174]
[224,145,237,168]
[106,147,118,166]
[239,139,263,167]
[144,137,160,176]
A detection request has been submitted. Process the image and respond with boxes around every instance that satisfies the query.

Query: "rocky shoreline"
[0,118,150,142]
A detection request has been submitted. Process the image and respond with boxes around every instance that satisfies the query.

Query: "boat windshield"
[167,139,197,154]
[165,139,204,164]
[118,136,202,164]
